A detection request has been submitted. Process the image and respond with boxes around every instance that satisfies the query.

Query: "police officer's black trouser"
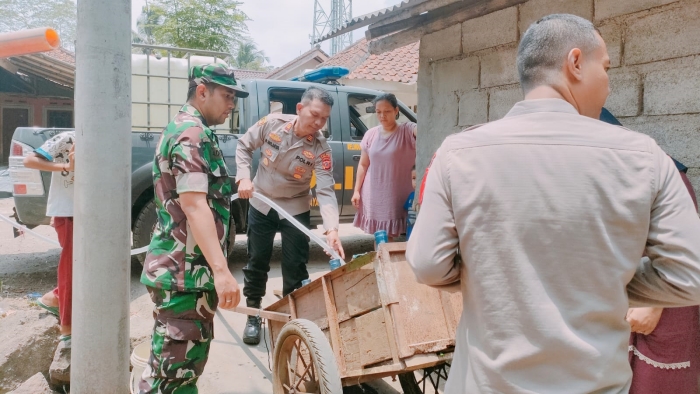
[243,206,310,308]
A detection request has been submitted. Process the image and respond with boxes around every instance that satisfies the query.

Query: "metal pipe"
[0,27,60,58]
[131,101,181,106]
[71,0,131,391]
[147,50,151,128]
[131,43,231,57]
[131,73,186,79]
[167,50,171,121]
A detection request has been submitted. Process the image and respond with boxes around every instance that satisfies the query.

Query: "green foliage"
[148,0,249,54]
[133,5,165,46]
[0,0,77,51]
[233,42,271,71]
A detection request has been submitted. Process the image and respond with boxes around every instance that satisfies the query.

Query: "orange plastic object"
[0,27,61,58]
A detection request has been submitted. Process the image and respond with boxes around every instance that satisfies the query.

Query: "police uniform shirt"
[236,113,339,231]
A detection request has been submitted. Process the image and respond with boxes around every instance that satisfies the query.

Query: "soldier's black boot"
[243,315,262,345]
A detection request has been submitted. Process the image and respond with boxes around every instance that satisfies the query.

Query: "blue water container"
[329,258,342,271]
[374,230,388,250]
[301,278,311,286]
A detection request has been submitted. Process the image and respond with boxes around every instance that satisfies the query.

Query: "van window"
[268,88,331,139]
[347,94,412,141]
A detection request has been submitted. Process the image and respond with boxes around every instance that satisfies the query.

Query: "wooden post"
[289,294,298,319]
[374,245,402,365]
[322,276,347,375]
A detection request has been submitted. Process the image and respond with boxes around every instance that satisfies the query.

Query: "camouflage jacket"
[141,104,233,292]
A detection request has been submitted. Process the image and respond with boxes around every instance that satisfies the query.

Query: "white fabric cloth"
[35,131,75,217]
[407,99,700,394]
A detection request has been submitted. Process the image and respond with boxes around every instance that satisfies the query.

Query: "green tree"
[134,4,164,46]
[233,42,270,71]
[0,0,76,51]
[149,0,248,54]
[132,4,166,54]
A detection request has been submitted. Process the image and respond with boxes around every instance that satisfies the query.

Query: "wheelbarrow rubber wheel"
[398,362,451,394]
[132,198,158,265]
[398,372,424,394]
[273,318,342,394]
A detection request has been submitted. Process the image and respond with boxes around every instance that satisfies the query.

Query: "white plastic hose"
[0,213,149,255]
[232,192,342,261]
[1,192,342,260]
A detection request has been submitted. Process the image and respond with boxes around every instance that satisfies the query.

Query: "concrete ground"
[0,196,409,393]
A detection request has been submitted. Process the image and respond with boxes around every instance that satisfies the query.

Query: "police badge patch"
[320,153,332,171]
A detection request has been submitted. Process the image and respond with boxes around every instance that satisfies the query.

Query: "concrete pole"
[72,0,131,391]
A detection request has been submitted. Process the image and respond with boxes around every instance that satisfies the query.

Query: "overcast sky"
[129,0,403,68]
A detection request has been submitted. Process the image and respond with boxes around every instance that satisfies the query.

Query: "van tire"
[133,199,158,265]
[133,199,247,265]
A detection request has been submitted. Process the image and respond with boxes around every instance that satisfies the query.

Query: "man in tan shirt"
[407,14,700,393]
[236,86,345,344]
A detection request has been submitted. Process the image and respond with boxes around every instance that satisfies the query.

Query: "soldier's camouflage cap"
[189,63,249,98]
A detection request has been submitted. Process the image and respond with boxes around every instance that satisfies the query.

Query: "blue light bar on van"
[291,66,350,83]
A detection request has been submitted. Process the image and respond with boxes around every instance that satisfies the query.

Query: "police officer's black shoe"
[243,315,262,345]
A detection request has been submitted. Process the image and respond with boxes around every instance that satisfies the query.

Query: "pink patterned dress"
[353,122,416,237]
[628,169,700,394]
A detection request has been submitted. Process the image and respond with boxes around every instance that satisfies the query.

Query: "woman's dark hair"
[373,93,400,120]
[372,93,398,109]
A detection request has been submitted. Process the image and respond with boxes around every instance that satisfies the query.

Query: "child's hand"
[67,145,75,172]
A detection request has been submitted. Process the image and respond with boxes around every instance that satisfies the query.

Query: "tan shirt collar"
[504,98,580,118]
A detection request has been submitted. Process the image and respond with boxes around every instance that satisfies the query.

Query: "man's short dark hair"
[300,86,334,107]
[516,14,601,92]
[187,81,217,102]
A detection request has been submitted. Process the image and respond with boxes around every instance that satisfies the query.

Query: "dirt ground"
[0,196,425,393]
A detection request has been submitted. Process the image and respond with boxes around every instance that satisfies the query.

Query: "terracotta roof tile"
[233,69,269,80]
[321,38,370,71]
[347,40,419,84]
[44,47,75,65]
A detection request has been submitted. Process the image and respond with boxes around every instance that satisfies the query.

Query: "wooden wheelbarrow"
[237,242,462,393]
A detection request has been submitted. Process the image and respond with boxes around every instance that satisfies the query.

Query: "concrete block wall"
[417,0,700,200]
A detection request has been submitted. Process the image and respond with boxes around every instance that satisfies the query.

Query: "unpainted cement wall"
[417,0,700,199]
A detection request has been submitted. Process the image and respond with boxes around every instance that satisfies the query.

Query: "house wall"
[0,93,74,127]
[267,58,327,81]
[342,78,418,112]
[417,0,700,199]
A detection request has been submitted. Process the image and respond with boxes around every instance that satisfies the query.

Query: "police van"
[8,45,417,260]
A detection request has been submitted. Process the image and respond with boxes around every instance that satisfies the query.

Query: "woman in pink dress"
[627,160,700,394]
[351,93,417,237]
[600,109,700,393]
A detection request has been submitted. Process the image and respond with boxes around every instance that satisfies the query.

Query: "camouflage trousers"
[139,287,218,394]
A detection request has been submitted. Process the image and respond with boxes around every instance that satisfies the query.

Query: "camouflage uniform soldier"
[139,64,248,393]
